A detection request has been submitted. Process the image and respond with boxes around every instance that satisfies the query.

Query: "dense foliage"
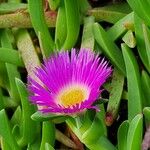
[0,0,150,150]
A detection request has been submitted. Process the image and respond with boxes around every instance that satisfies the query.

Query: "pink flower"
[28,49,112,114]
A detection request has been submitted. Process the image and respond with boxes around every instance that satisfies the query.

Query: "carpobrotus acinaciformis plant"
[28,49,112,114]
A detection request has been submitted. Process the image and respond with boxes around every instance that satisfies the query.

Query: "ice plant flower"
[28,49,112,114]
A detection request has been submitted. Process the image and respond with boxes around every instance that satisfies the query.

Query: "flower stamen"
[59,88,86,107]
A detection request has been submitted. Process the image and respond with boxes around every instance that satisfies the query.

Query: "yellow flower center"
[58,85,89,107]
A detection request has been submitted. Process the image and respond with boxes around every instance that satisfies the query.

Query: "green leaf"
[106,68,124,126]
[127,0,150,26]
[0,48,23,66]
[3,96,18,108]
[28,0,55,57]
[45,143,55,150]
[48,0,60,11]
[0,29,12,48]
[66,107,113,149]
[143,107,150,126]
[122,44,143,121]
[0,109,20,150]
[62,0,80,50]
[8,0,21,3]
[88,3,131,24]
[78,0,91,15]
[81,16,95,50]
[142,24,150,70]
[0,63,9,88]
[54,0,67,49]
[93,23,126,75]
[107,12,134,41]
[0,89,4,110]
[134,13,150,73]
[87,136,117,150]
[27,135,41,150]
[96,105,107,136]
[79,111,92,135]
[141,70,150,106]
[82,117,106,145]
[122,30,136,48]
[0,29,21,103]
[127,114,143,150]
[1,138,12,150]
[80,104,107,145]
[0,3,27,14]
[40,122,55,150]
[15,78,38,146]
[11,106,22,126]
[117,120,129,150]
[31,111,69,122]
[15,29,40,80]
[6,63,20,103]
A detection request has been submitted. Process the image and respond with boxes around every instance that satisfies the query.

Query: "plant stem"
[55,129,78,149]
[0,10,56,28]
[0,5,133,28]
